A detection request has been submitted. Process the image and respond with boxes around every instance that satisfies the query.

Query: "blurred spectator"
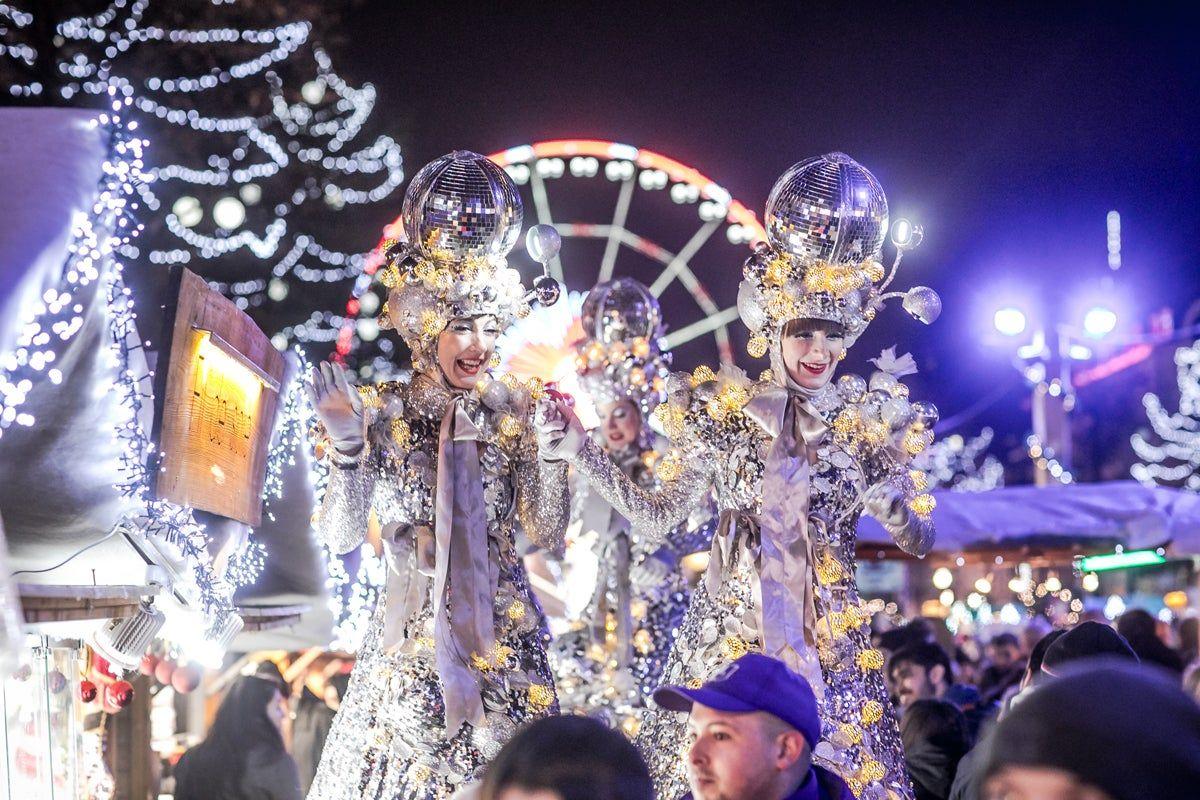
[1183,662,1200,704]
[1117,609,1184,674]
[477,715,653,800]
[952,641,981,688]
[293,668,349,793]
[900,700,970,800]
[1178,616,1199,667]
[1041,621,1137,677]
[875,618,934,655]
[653,653,853,800]
[173,674,302,800]
[981,662,1200,800]
[889,642,994,742]
[1001,628,1066,712]
[977,633,1024,706]
[1018,618,1052,657]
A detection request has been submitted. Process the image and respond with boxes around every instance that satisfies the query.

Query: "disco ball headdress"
[737,152,940,359]
[378,151,537,370]
[574,279,671,416]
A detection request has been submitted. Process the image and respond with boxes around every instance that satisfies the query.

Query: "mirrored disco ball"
[402,151,524,259]
[765,152,889,264]
[581,278,662,343]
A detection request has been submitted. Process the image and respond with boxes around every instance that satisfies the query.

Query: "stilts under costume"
[307,152,570,800]
[561,153,942,799]
[551,280,713,734]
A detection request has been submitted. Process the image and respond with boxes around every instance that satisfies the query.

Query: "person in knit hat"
[1040,621,1137,677]
[981,662,1200,800]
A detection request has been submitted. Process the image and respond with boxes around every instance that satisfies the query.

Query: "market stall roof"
[857,480,1200,559]
[0,108,330,648]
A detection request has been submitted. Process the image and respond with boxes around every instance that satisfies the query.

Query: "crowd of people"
[171,608,1200,800]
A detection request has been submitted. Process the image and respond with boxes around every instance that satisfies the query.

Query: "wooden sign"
[154,269,284,526]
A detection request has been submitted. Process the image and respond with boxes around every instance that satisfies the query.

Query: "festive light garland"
[28,2,404,341]
[912,427,1004,492]
[1130,340,1200,490]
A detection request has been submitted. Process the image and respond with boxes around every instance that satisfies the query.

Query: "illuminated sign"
[155,269,284,525]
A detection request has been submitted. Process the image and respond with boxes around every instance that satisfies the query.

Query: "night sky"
[326,2,1199,476]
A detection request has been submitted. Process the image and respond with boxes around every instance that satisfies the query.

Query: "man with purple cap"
[653,653,854,800]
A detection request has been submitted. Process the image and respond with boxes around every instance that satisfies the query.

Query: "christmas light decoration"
[911,427,1004,492]
[1131,340,1200,490]
[7,2,404,348]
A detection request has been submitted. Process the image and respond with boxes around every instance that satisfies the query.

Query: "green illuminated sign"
[1075,550,1166,573]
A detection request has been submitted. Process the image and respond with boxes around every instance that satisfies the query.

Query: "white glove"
[862,482,909,528]
[630,554,671,592]
[535,397,587,461]
[305,361,365,454]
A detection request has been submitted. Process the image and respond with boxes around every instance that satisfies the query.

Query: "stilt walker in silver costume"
[306,152,571,800]
[536,153,942,800]
[551,279,713,735]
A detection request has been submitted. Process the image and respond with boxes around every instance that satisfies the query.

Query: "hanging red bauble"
[105,680,134,709]
[48,669,68,694]
[171,663,202,694]
[139,654,159,677]
[154,658,176,686]
[79,679,98,703]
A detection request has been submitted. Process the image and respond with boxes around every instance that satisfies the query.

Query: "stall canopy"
[858,480,1200,557]
[0,108,330,648]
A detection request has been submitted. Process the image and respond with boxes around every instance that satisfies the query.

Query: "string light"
[1025,434,1073,484]
[1131,340,1200,490]
[29,3,404,343]
[912,427,1004,492]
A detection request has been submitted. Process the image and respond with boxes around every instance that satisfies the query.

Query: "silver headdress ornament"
[736,152,940,358]
[574,278,671,416]
[378,151,560,369]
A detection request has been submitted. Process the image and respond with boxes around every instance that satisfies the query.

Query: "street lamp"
[993,307,1027,337]
[990,301,1120,485]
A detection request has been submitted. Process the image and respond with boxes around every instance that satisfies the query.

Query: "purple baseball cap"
[652,653,822,749]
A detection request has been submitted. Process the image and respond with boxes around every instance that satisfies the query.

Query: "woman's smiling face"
[780,318,846,390]
[436,315,499,389]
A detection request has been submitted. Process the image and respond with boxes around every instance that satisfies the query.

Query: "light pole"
[992,304,1119,485]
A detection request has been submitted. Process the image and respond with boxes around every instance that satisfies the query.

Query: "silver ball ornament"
[903,286,942,325]
[532,274,562,307]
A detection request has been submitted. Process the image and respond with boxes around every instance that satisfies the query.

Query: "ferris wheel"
[491,139,764,364]
[339,139,765,378]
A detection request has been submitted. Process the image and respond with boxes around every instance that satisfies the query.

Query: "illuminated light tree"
[1131,340,1200,490]
[3,1,404,350]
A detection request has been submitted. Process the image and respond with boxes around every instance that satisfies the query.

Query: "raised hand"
[534,396,587,461]
[305,361,365,454]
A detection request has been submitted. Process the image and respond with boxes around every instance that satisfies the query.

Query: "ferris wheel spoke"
[648,219,721,297]
[598,177,636,283]
[529,166,564,281]
[663,306,740,350]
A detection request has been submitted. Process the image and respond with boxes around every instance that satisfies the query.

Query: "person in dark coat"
[900,700,970,800]
[981,662,1200,800]
[173,674,302,800]
[1116,608,1185,674]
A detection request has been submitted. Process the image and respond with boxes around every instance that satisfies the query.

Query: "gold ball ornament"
[903,428,931,455]
[498,414,522,439]
[859,759,887,783]
[390,418,411,448]
[861,700,885,726]
[527,684,555,708]
[506,600,527,622]
[747,335,770,358]
[866,260,885,282]
[420,310,446,339]
[815,555,845,586]
[690,365,716,387]
[657,451,683,482]
[719,636,750,660]
[908,493,937,518]
[838,722,864,746]
[856,648,885,671]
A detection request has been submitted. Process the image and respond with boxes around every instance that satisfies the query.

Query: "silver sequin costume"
[568,374,933,800]
[307,373,570,800]
[552,433,713,732]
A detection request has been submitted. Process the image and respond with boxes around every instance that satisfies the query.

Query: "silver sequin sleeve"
[569,439,715,544]
[317,446,377,555]
[516,454,570,552]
